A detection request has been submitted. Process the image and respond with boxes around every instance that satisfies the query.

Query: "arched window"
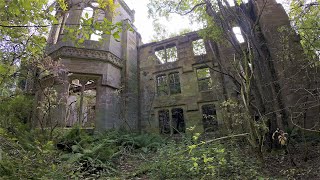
[81,7,94,19]
[81,7,102,41]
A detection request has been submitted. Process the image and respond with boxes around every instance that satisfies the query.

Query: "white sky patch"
[124,0,201,43]
[124,0,285,43]
[232,27,245,43]
[82,7,94,19]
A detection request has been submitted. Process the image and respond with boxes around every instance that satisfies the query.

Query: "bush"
[137,134,265,179]
[0,95,33,128]
[51,128,165,179]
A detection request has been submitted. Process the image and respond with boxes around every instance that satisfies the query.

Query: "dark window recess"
[156,75,168,96]
[159,110,170,134]
[156,73,181,96]
[197,68,213,91]
[169,73,181,94]
[171,108,185,133]
[202,104,218,132]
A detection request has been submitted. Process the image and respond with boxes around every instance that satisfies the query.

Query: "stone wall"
[138,32,228,133]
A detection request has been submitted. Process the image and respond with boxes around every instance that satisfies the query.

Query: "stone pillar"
[52,71,69,127]
[95,81,121,131]
[120,20,139,130]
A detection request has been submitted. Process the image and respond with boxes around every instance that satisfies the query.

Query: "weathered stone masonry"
[41,0,319,133]
[43,0,141,130]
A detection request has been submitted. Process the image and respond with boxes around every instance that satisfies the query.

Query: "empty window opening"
[169,72,181,94]
[171,108,185,133]
[166,46,178,62]
[155,45,178,64]
[232,27,245,43]
[156,75,168,96]
[202,104,218,132]
[159,109,170,134]
[67,79,96,128]
[193,39,207,56]
[196,67,213,91]
[81,7,94,19]
[158,108,185,134]
[156,73,181,96]
[155,49,166,64]
[81,7,102,41]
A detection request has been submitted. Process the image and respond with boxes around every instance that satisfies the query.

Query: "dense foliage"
[289,0,320,60]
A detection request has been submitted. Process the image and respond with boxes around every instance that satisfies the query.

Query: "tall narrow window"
[202,104,218,132]
[193,39,206,56]
[81,7,102,41]
[91,9,105,41]
[172,108,185,133]
[169,72,181,94]
[156,75,168,96]
[166,46,178,62]
[159,109,170,134]
[196,67,213,91]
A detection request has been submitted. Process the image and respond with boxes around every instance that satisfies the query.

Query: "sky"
[123,0,288,43]
[48,0,288,43]
[123,0,200,43]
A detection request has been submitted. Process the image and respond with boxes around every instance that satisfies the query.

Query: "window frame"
[154,44,178,64]
[158,107,185,134]
[196,67,213,92]
[156,74,169,96]
[201,104,218,132]
[192,39,207,56]
[158,109,170,134]
[156,71,181,96]
[81,6,104,41]
[168,72,181,95]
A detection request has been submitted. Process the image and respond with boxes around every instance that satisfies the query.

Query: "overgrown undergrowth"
[1,124,320,179]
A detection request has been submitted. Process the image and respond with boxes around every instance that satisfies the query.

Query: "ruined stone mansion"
[39,0,319,134]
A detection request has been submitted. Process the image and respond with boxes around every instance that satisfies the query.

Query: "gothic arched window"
[81,7,102,41]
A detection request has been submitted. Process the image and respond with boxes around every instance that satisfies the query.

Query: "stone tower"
[43,0,141,130]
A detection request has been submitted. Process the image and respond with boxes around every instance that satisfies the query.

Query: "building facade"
[40,0,319,134]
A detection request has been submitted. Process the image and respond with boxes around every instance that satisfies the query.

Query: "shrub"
[138,134,265,179]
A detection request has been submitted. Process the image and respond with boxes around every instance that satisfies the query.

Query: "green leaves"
[289,0,320,60]
[57,0,68,11]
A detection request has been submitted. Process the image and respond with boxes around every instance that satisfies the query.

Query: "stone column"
[52,71,69,127]
[95,80,121,131]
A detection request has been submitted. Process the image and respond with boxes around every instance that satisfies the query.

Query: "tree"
[289,0,320,61]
